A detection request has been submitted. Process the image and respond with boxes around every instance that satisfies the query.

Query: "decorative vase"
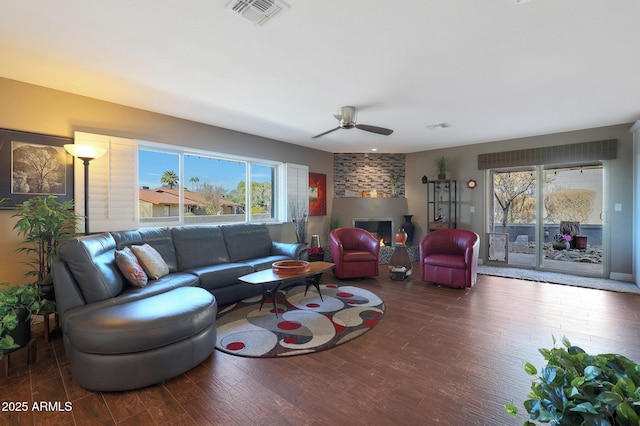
[395,228,408,246]
[402,215,415,245]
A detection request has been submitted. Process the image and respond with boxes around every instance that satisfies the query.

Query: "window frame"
[138,140,284,227]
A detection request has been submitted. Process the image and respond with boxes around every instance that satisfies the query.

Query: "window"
[139,150,180,224]
[250,164,275,221]
[138,142,281,226]
[76,132,303,231]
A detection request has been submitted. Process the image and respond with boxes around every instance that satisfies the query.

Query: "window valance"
[477,139,617,170]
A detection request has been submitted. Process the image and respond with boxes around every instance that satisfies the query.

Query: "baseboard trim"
[609,272,634,283]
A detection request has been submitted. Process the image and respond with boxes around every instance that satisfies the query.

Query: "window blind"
[477,139,617,170]
[73,132,138,232]
[284,163,309,221]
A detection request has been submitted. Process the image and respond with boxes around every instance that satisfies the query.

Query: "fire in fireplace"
[353,218,394,246]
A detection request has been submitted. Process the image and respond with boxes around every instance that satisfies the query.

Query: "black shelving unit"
[427,179,457,232]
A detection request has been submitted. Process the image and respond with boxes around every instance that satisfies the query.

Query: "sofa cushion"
[131,244,170,279]
[64,287,216,354]
[62,272,200,324]
[423,254,467,269]
[221,223,273,262]
[171,225,230,270]
[185,263,253,290]
[117,272,199,300]
[343,250,378,262]
[57,234,124,303]
[241,255,291,271]
[114,247,148,287]
[110,228,178,273]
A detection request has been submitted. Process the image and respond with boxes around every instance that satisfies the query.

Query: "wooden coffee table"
[239,261,334,317]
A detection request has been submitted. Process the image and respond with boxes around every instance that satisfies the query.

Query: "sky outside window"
[139,150,271,191]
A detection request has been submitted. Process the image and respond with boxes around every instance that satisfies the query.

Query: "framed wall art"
[0,128,74,208]
[308,172,326,216]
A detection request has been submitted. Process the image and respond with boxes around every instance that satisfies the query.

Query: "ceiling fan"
[312,106,394,139]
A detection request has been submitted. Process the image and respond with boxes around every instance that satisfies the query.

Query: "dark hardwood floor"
[2,266,640,425]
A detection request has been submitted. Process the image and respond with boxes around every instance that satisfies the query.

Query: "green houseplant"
[434,155,450,180]
[0,282,50,356]
[506,336,640,425]
[12,195,78,287]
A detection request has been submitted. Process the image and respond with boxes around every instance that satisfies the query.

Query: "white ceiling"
[1,1,639,153]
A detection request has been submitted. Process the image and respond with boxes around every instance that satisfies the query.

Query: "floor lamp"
[64,144,106,235]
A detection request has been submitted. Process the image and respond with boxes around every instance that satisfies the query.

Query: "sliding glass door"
[540,164,604,275]
[489,162,605,277]
[490,168,536,267]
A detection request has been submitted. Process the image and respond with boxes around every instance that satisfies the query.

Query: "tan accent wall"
[0,77,633,283]
[0,77,333,285]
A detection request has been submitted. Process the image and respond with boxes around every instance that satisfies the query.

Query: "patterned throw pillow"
[114,246,148,287]
[130,243,170,280]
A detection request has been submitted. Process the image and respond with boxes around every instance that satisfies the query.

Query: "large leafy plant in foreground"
[506,337,640,425]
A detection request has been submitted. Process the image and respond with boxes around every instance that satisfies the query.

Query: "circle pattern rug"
[215,284,385,357]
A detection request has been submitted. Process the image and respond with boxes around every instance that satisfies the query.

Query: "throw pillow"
[131,243,170,280]
[114,247,148,287]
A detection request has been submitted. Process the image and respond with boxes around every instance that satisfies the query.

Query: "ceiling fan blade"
[312,126,341,139]
[355,124,394,136]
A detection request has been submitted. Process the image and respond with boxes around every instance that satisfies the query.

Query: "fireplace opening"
[353,218,394,246]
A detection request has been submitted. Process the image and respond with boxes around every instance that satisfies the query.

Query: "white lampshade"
[64,144,106,160]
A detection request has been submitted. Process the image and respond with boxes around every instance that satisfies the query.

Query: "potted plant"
[0,282,51,356]
[505,336,640,425]
[552,234,571,250]
[434,155,450,180]
[289,200,308,244]
[12,195,78,289]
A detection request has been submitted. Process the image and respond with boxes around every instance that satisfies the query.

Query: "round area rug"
[215,284,385,357]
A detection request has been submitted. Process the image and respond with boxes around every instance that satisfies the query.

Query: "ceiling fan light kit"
[312,106,394,139]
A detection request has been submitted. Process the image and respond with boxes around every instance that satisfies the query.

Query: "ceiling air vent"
[226,0,290,26]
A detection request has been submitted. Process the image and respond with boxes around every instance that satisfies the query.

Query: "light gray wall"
[405,123,635,278]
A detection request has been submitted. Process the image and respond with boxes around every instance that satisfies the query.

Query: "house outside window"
[138,144,280,226]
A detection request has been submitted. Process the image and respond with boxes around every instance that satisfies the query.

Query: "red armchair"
[419,229,479,288]
[330,227,381,279]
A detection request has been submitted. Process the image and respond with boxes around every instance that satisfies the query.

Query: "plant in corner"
[505,336,640,425]
[434,155,450,180]
[12,194,79,287]
[0,282,50,356]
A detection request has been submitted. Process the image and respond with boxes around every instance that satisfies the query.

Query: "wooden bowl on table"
[272,260,310,274]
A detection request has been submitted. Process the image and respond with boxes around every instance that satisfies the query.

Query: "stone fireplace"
[332,197,410,246]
